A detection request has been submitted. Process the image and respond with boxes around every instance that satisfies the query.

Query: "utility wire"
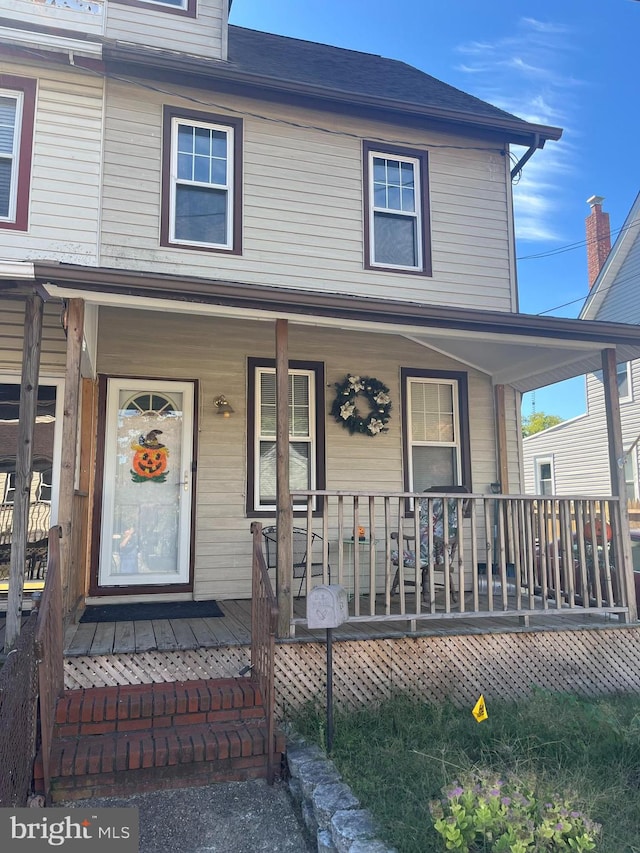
[518,218,640,261]
[536,269,640,316]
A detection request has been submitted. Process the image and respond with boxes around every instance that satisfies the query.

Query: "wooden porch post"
[494,384,509,493]
[275,318,292,638]
[57,298,85,618]
[5,293,44,652]
[602,347,637,621]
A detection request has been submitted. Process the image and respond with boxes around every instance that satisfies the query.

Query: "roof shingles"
[228,26,529,126]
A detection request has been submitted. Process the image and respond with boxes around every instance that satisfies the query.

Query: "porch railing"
[35,526,65,802]
[288,490,633,628]
[249,522,279,784]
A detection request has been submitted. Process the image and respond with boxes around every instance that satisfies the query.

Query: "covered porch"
[3,266,640,651]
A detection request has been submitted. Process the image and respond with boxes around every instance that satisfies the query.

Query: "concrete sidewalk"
[59,779,313,853]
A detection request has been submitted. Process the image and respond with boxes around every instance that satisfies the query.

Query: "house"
[523,193,640,499]
[2,0,640,801]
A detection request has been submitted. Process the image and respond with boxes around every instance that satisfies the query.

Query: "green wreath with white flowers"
[330,374,392,436]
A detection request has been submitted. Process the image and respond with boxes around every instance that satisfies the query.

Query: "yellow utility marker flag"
[472,694,488,722]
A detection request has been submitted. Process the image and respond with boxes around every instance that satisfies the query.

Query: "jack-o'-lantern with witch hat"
[130,429,170,483]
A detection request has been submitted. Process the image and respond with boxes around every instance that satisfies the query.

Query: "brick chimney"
[585,195,611,287]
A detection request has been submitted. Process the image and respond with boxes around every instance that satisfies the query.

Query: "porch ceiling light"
[214,395,234,418]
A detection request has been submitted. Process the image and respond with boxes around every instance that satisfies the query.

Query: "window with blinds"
[407,377,461,491]
[0,77,35,232]
[255,367,315,509]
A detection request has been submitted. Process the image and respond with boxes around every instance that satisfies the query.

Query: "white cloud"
[455,16,583,244]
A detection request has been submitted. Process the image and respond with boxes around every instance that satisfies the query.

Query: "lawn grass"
[291,690,640,852]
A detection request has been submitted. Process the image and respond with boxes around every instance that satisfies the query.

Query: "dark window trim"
[362,140,432,276]
[0,75,36,232]
[89,374,199,597]
[110,0,197,19]
[246,357,326,517]
[160,106,243,254]
[400,368,471,505]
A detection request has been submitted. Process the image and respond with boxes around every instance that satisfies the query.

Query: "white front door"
[98,379,194,588]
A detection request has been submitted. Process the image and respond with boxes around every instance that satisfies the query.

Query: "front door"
[98,379,194,589]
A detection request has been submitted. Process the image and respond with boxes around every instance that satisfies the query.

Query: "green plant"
[429,771,600,852]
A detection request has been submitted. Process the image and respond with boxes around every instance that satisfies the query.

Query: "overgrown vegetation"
[291,690,640,852]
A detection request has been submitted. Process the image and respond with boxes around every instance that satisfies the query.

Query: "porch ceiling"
[20,262,640,393]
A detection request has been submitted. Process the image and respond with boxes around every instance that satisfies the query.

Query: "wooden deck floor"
[48,592,628,657]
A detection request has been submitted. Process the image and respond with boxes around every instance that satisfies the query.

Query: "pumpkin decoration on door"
[130,430,169,483]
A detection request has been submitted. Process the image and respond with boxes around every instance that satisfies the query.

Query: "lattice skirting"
[64,627,640,715]
[64,647,251,690]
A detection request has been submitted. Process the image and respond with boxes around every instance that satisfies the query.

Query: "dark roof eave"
[31,262,640,347]
[102,44,562,146]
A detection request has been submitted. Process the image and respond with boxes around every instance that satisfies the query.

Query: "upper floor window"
[37,468,54,503]
[0,76,36,232]
[2,472,16,504]
[363,141,431,275]
[111,0,197,17]
[592,361,632,403]
[401,368,471,494]
[161,108,242,253]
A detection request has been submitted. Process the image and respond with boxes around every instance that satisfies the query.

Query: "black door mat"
[80,599,224,623]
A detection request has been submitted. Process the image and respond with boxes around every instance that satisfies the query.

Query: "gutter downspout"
[510,133,541,181]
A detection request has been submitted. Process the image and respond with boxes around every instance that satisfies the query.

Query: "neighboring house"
[1,0,640,632]
[523,193,640,499]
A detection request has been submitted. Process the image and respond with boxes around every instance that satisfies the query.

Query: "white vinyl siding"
[254,368,315,511]
[0,299,67,373]
[582,207,640,324]
[99,83,514,312]
[96,309,496,599]
[0,59,103,263]
[1,0,105,37]
[0,90,22,222]
[105,0,227,60]
[170,118,233,249]
[407,378,461,490]
[523,362,640,497]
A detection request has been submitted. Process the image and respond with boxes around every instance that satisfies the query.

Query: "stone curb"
[286,737,398,853]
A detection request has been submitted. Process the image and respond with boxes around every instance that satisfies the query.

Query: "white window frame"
[535,456,555,496]
[253,366,316,512]
[624,453,637,502]
[0,88,24,224]
[169,116,234,249]
[406,377,462,492]
[592,361,632,403]
[139,0,188,7]
[2,471,16,504]
[618,361,632,403]
[368,149,423,271]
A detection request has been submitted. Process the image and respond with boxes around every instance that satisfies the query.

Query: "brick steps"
[37,678,284,801]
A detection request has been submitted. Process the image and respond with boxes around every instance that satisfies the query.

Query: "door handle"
[177,470,189,491]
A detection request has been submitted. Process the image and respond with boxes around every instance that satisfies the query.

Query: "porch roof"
[20,261,640,393]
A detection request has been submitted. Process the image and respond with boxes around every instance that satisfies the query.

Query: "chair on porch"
[262,525,330,598]
[390,486,470,603]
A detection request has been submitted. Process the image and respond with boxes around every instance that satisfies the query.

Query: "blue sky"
[229,0,640,421]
